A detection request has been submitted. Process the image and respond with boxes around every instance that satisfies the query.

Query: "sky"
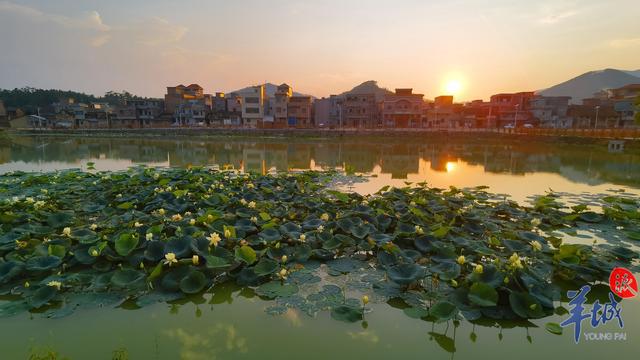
[0,0,639,101]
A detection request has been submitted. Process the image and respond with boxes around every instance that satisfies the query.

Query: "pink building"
[382,89,425,128]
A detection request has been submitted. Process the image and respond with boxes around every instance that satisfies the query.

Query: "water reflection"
[5,276,639,360]
[1,135,638,202]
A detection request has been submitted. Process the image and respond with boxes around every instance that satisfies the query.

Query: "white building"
[239,85,266,128]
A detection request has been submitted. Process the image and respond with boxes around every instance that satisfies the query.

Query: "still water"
[0,134,639,359]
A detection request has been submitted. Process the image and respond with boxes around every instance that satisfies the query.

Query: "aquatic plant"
[0,167,638,323]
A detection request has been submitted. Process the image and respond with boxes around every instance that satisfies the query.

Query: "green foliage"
[0,87,144,113]
[0,167,637,324]
[0,87,97,112]
[545,322,563,335]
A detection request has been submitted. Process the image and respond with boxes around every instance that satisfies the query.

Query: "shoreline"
[7,127,640,143]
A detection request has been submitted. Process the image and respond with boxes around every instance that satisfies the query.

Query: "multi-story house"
[239,85,265,128]
[211,93,227,113]
[208,93,228,126]
[164,84,212,125]
[287,96,313,128]
[165,84,206,113]
[175,100,208,126]
[568,105,619,128]
[610,84,640,99]
[342,93,378,128]
[328,95,344,128]
[129,99,164,122]
[459,100,491,128]
[382,89,425,128]
[274,84,292,128]
[488,92,536,127]
[529,96,572,128]
[223,93,243,126]
[109,99,164,128]
[313,97,331,127]
[426,96,459,128]
[613,99,636,128]
[112,104,138,128]
[609,84,639,128]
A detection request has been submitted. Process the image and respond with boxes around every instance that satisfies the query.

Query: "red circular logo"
[609,268,638,299]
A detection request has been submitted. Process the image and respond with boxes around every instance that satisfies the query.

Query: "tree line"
[0,87,145,114]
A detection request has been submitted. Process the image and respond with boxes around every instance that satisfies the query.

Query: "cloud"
[0,1,109,31]
[538,10,577,24]
[89,35,110,47]
[0,1,230,97]
[0,1,187,48]
[124,16,188,46]
[609,38,640,48]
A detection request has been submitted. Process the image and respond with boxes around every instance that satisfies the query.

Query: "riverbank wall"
[9,127,640,144]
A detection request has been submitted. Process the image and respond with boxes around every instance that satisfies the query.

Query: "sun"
[445,161,457,173]
[444,80,462,96]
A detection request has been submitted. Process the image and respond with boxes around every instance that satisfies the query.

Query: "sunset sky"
[1,0,639,101]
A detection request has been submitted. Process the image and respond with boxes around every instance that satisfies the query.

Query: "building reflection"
[0,136,638,188]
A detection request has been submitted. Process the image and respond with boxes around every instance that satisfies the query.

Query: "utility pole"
[594,105,600,129]
[514,103,520,129]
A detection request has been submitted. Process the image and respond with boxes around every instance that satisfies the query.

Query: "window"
[246,107,260,114]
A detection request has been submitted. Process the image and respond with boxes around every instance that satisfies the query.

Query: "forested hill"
[0,88,144,112]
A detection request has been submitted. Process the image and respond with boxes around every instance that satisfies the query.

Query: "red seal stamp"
[609,267,638,299]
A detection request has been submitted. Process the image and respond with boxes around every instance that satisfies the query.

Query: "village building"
[567,105,619,128]
[287,96,313,128]
[382,89,425,128]
[273,84,293,128]
[529,96,572,128]
[342,93,378,128]
[238,85,266,128]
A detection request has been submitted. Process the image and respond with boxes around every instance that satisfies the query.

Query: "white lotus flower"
[208,233,221,247]
[163,252,178,266]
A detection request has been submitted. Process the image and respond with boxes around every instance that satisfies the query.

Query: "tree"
[101,90,142,106]
[0,87,97,113]
[0,88,145,114]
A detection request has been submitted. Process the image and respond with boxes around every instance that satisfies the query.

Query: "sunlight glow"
[446,161,457,173]
[444,80,462,96]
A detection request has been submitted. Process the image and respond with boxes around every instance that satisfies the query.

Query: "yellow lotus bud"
[474,264,484,274]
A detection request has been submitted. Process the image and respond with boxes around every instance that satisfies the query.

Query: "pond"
[0,134,639,360]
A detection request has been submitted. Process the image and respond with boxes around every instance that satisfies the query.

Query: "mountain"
[623,69,640,77]
[341,80,393,101]
[539,68,640,103]
[229,83,313,98]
